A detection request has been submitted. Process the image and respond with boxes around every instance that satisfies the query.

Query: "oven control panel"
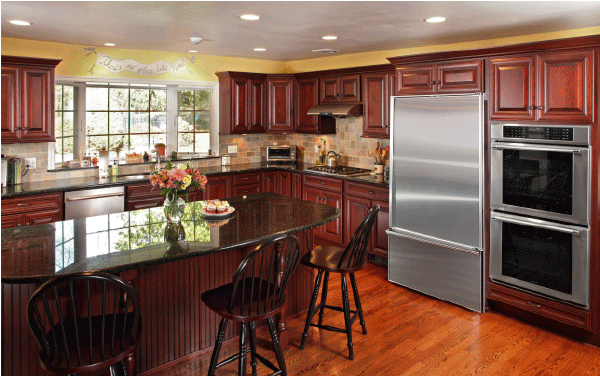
[503,126,573,141]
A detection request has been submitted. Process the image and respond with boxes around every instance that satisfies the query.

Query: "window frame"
[51,76,219,167]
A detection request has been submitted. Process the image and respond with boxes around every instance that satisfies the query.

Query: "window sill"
[48,156,221,172]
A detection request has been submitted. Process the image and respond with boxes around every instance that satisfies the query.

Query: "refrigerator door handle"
[386,229,481,255]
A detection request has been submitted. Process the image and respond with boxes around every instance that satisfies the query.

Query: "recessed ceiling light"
[253,48,266,52]
[104,43,116,46]
[425,16,447,23]
[322,35,338,40]
[9,20,31,26]
[240,14,260,21]
[188,50,198,53]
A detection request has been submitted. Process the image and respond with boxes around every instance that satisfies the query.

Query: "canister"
[221,154,231,166]
[8,157,23,185]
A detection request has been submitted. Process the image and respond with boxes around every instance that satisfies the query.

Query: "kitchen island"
[1,193,340,376]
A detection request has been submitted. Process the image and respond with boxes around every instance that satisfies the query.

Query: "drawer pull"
[368,191,375,194]
[527,301,541,308]
[66,192,124,202]
[135,203,158,209]
[17,203,29,207]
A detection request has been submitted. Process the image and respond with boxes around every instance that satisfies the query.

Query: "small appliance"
[266,145,296,163]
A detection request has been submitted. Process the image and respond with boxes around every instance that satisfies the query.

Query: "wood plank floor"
[153,263,600,376]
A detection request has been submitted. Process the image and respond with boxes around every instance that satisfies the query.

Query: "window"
[52,78,218,166]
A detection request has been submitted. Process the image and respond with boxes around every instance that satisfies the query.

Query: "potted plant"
[154,143,166,156]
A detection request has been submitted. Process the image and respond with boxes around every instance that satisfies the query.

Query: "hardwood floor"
[153,263,600,376]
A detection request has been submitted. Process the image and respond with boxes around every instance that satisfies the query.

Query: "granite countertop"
[1,162,388,198]
[1,193,340,283]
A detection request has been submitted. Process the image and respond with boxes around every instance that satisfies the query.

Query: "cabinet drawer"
[126,197,165,211]
[303,174,343,192]
[126,182,158,198]
[233,184,261,196]
[2,192,62,215]
[344,181,388,201]
[233,173,261,186]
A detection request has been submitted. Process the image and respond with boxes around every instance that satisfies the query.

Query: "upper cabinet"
[319,74,361,103]
[362,71,394,138]
[267,75,294,133]
[394,59,484,95]
[490,49,595,123]
[217,71,266,134]
[1,56,61,144]
[295,77,336,134]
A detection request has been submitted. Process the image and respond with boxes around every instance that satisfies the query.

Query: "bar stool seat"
[300,204,379,360]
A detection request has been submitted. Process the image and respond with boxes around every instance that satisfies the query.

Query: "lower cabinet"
[278,170,292,197]
[291,172,303,199]
[1,192,63,229]
[303,175,344,244]
[233,172,262,197]
[205,174,232,200]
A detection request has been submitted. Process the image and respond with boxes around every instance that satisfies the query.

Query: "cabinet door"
[249,79,266,133]
[25,208,63,226]
[261,170,278,193]
[1,213,25,229]
[1,66,20,143]
[278,171,292,197]
[295,78,320,133]
[371,199,389,258]
[536,49,594,123]
[321,190,343,244]
[267,78,294,132]
[436,59,484,93]
[231,77,250,134]
[490,56,535,120]
[205,175,231,200]
[291,172,303,199]
[344,195,371,245]
[20,66,55,142]
[319,76,340,103]
[303,186,323,236]
[362,72,390,138]
[395,64,436,95]
[339,74,361,102]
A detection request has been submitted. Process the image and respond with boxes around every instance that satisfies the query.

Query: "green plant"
[154,143,166,148]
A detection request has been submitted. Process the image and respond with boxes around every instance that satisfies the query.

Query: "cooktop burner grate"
[307,165,371,176]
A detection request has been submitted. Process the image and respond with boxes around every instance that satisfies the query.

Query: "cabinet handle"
[527,301,541,308]
[17,203,29,207]
[529,106,535,110]
[536,106,544,110]
[436,81,441,84]
[429,81,436,86]
[368,191,375,195]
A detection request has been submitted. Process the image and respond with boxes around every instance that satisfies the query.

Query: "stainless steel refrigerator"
[387,94,485,312]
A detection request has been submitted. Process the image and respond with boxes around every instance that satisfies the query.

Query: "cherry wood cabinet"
[125,182,202,211]
[291,172,303,199]
[205,174,232,200]
[294,77,336,134]
[395,59,483,95]
[362,71,394,138]
[319,74,361,103]
[216,71,267,134]
[1,56,61,144]
[490,49,595,123]
[261,170,278,192]
[232,172,261,197]
[303,174,344,244]
[1,192,63,229]
[267,76,294,133]
[278,170,292,197]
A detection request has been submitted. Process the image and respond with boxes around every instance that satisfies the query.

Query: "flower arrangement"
[150,161,208,201]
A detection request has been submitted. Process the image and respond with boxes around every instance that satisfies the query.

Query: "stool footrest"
[310,323,347,334]
[216,352,240,369]
[255,353,281,374]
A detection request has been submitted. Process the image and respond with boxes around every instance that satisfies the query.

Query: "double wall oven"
[489,123,591,308]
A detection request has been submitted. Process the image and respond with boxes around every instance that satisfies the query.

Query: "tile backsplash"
[1,116,388,183]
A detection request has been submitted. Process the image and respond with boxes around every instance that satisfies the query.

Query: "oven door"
[490,212,589,308]
[491,142,590,226]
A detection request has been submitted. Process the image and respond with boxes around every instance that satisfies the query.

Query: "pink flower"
[169,168,187,182]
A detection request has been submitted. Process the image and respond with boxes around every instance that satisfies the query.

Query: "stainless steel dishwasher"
[64,186,125,220]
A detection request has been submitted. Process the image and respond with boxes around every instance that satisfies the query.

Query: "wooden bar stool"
[300,204,379,360]
[27,272,142,375]
[201,234,301,376]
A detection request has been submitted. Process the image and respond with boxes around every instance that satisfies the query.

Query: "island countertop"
[1,192,340,283]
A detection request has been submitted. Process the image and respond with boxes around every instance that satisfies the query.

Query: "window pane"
[64,86,75,111]
[150,89,167,111]
[178,133,193,153]
[150,133,166,148]
[109,88,129,111]
[130,89,149,111]
[195,89,210,110]
[55,113,63,137]
[87,136,108,153]
[63,112,74,136]
[109,112,128,134]
[177,111,194,132]
[86,87,108,110]
[130,134,149,153]
[194,111,210,132]
[63,137,74,160]
[109,136,127,153]
[150,112,166,133]
[87,112,109,135]
[130,112,149,133]
[195,133,210,153]
[55,86,63,111]
[178,90,194,110]
[55,138,63,162]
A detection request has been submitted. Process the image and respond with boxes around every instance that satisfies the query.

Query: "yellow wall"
[1,38,289,81]
[285,26,600,72]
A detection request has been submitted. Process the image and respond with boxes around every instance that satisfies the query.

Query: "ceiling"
[2,1,600,61]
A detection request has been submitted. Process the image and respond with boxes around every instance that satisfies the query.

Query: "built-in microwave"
[266,145,296,163]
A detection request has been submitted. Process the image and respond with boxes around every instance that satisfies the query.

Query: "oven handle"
[491,214,581,235]
[491,143,583,155]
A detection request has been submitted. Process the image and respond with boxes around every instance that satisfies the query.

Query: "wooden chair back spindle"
[337,204,380,270]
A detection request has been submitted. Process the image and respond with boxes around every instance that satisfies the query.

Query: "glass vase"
[163,192,185,224]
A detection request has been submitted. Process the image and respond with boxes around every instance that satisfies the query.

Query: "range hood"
[307,103,362,117]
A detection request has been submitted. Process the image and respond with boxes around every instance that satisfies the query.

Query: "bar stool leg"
[341,273,354,360]
[208,318,228,376]
[268,317,287,376]
[301,269,324,349]
[349,272,367,335]
[248,321,258,376]
[318,271,330,326]
[239,323,248,376]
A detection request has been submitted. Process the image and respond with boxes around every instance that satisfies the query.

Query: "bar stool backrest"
[228,235,301,319]
[337,204,380,270]
[27,272,141,374]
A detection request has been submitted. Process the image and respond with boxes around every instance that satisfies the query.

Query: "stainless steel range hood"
[307,103,362,117]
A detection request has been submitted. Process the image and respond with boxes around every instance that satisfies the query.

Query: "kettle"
[326,151,340,167]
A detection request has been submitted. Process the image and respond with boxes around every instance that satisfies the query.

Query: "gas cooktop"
[306,165,371,176]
